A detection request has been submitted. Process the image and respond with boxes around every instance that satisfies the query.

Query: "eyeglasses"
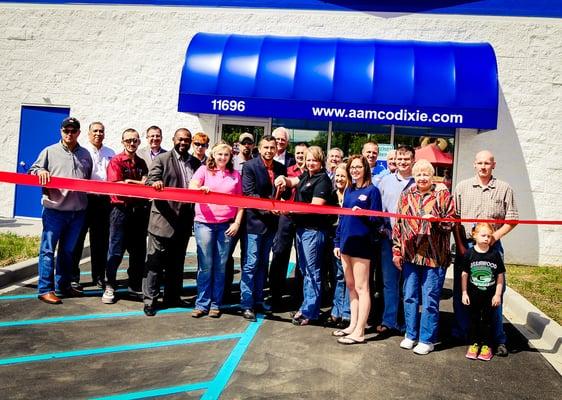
[193,142,208,147]
[123,138,139,144]
[349,165,364,170]
[62,128,78,135]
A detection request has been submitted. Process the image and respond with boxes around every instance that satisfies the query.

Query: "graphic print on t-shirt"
[470,261,496,290]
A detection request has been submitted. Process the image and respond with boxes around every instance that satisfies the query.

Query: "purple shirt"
[192,165,242,223]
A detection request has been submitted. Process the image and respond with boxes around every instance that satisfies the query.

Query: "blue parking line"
[0,333,242,366]
[0,284,195,301]
[0,308,192,328]
[0,281,241,301]
[91,381,211,400]
[92,317,265,400]
[0,304,240,328]
[202,315,265,400]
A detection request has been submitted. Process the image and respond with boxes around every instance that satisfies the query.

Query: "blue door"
[14,105,70,218]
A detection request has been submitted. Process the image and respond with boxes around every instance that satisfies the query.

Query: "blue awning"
[178,33,499,129]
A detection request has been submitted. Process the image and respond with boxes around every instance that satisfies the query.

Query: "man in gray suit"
[142,128,201,316]
[137,125,167,168]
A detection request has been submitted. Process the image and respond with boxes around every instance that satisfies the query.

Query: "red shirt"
[106,151,148,205]
[287,164,305,200]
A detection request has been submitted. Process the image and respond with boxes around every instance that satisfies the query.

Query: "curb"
[0,245,90,289]
[503,286,562,375]
[0,256,40,288]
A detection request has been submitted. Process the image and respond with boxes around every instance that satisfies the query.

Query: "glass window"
[220,123,265,146]
[394,125,455,190]
[331,124,391,158]
[272,118,329,152]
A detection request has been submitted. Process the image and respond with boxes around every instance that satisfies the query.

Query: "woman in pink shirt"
[189,143,243,318]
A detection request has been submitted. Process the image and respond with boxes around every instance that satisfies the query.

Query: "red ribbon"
[1,171,560,225]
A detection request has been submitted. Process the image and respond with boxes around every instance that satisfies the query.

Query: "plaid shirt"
[392,184,454,268]
[454,176,518,239]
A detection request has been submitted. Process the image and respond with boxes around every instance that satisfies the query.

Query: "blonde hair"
[335,162,347,175]
[306,146,325,165]
[334,162,349,188]
[206,143,233,172]
[412,159,435,177]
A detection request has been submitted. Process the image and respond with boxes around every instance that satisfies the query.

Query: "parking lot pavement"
[0,254,560,399]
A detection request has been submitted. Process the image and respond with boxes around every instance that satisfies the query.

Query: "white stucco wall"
[0,5,560,265]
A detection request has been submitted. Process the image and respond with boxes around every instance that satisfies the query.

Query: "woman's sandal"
[337,336,366,345]
[289,311,302,319]
[331,329,350,337]
[292,315,310,326]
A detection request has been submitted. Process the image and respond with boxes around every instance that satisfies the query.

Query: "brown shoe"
[208,309,222,318]
[191,309,207,318]
[38,292,62,304]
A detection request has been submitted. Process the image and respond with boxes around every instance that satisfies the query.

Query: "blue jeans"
[331,255,350,320]
[240,231,275,310]
[403,262,446,345]
[296,227,325,320]
[194,222,232,311]
[381,238,401,330]
[38,208,86,295]
[453,241,506,344]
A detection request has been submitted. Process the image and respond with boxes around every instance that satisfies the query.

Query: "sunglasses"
[193,142,208,147]
[62,128,78,135]
[123,138,139,144]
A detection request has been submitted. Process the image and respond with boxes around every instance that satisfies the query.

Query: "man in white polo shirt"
[71,121,115,290]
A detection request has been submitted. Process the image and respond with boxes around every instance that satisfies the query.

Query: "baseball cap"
[239,132,254,143]
[61,117,80,130]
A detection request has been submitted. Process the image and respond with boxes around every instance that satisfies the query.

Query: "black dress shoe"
[242,309,257,322]
[57,287,84,298]
[163,299,190,308]
[144,304,157,317]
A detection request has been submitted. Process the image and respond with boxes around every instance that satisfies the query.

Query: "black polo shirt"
[293,169,335,229]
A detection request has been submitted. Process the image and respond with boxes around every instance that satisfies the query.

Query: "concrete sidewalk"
[0,216,42,236]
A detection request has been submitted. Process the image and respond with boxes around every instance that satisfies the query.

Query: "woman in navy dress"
[333,155,383,344]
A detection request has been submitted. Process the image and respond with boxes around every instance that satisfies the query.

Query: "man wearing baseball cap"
[29,117,93,304]
[233,132,255,173]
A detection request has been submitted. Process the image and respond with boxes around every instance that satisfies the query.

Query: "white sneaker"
[102,287,115,304]
[413,342,434,355]
[400,337,417,350]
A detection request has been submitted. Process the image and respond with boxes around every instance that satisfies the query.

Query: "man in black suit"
[240,135,288,321]
[142,128,200,316]
[272,127,296,167]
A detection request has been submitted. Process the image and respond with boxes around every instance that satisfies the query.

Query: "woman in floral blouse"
[392,159,454,355]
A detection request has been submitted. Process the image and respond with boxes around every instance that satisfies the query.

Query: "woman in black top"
[276,146,334,325]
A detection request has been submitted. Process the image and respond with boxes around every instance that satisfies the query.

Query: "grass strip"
[506,264,562,325]
[0,233,40,267]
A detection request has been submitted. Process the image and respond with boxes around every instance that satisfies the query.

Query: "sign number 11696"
[211,99,246,112]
